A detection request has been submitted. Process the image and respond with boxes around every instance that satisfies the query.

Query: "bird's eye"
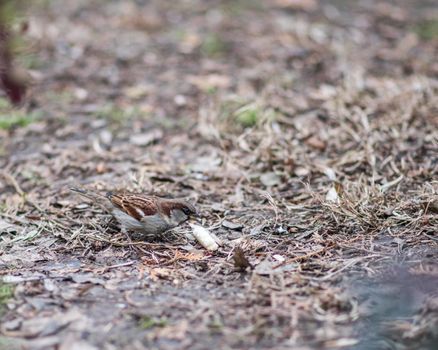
[182,207,191,215]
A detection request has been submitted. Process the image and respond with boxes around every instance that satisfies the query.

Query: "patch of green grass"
[208,318,223,331]
[218,99,278,131]
[201,33,227,57]
[17,53,45,70]
[235,105,260,127]
[172,28,186,41]
[0,98,10,109]
[221,0,263,16]
[21,170,38,182]
[0,113,36,130]
[0,283,14,317]
[414,19,438,40]
[0,98,40,130]
[0,337,22,350]
[138,316,168,329]
[207,86,218,95]
[0,0,19,24]
[95,103,141,124]
[43,91,75,111]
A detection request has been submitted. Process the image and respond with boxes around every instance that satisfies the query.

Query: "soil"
[0,1,437,349]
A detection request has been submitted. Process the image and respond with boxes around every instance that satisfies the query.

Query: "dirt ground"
[0,1,437,349]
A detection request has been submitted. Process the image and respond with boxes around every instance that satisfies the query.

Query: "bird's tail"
[70,187,110,209]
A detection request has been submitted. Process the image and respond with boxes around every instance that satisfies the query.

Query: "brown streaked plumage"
[107,192,158,220]
[70,188,197,237]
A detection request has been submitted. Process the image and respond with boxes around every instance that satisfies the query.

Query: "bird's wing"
[107,193,159,221]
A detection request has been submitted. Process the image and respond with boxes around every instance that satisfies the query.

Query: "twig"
[1,170,24,196]
[315,254,388,281]
[1,170,43,212]
[98,261,136,273]
[273,243,336,269]
[84,234,179,249]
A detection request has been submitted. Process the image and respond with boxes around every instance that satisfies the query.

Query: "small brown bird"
[70,188,197,236]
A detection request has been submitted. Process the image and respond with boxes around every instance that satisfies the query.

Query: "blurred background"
[1,0,437,132]
[1,0,437,186]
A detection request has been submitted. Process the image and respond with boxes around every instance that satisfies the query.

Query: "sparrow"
[70,187,198,236]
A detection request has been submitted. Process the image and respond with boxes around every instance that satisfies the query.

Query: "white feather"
[140,214,170,234]
[112,208,144,231]
[112,208,170,235]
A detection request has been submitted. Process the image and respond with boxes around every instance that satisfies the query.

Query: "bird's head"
[166,200,198,225]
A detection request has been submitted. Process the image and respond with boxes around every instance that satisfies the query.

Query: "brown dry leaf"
[148,268,175,281]
[123,84,151,99]
[96,162,106,174]
[187,74,231,91]
[334,182,344,197]
[180,32,201,53]
[233,247,253,271]
[305,135,326,150]
[118,10,163,32]
[172,250,205,262]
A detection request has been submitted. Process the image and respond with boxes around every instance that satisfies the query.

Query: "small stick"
[1,170,43,212]
[273,243,336,269]
[99,261,136,273]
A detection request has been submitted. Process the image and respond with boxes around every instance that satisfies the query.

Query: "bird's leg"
[121,226,146,256]
[121,226,134,246]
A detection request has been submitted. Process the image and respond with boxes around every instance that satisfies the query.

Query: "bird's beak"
[189,213,200,224]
